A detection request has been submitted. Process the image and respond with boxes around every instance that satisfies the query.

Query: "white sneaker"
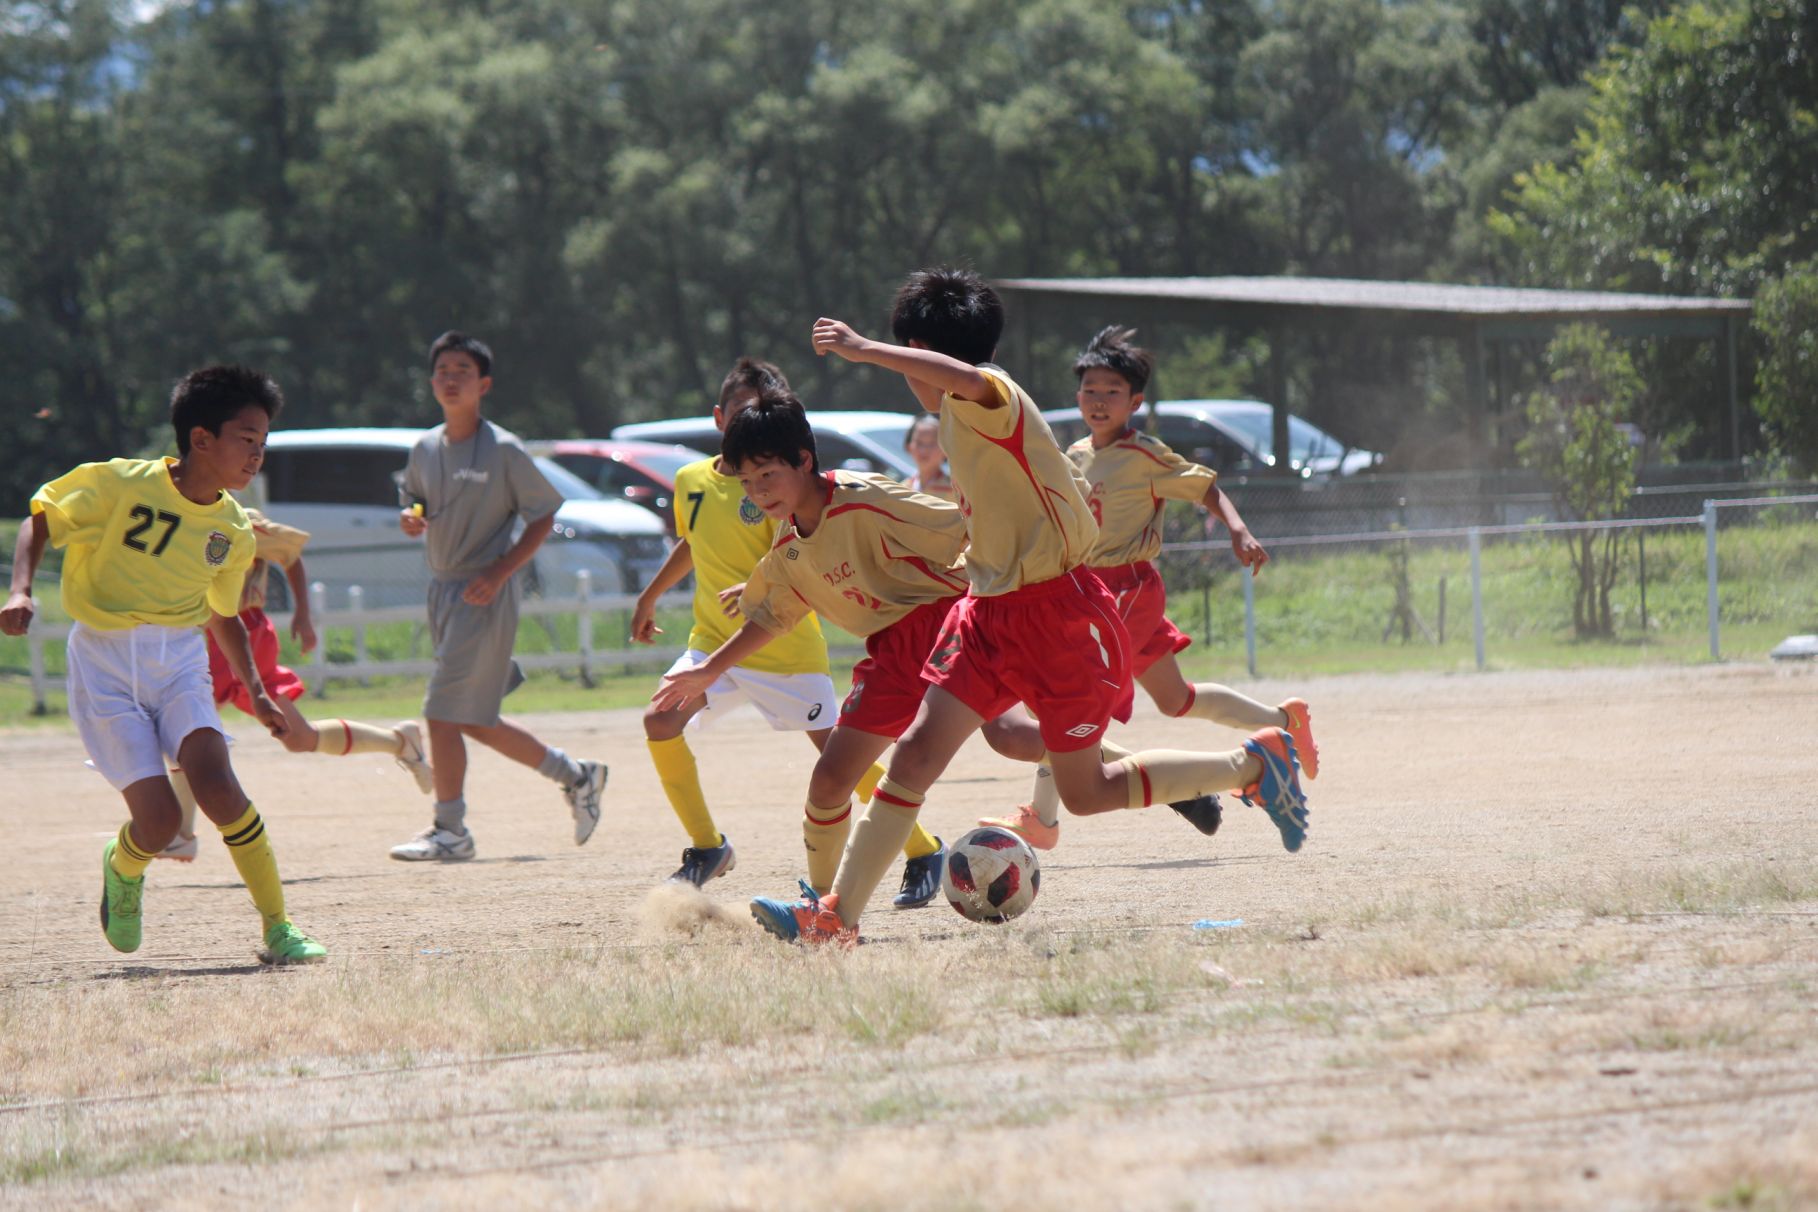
[389,824,475,862]
[155,833,198,862]
[393,721,435,795]
[565,760,607,846]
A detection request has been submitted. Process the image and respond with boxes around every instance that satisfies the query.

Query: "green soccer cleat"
[99,839,145,954]
[260,921,327,966]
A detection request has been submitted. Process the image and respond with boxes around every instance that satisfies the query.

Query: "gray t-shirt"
[402,420,564,579]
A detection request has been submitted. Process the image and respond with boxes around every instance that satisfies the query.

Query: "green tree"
[1753,258,1818,475]
[1517,324,1641,638]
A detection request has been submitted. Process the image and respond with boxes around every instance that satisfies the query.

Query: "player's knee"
[642,706,683,741]
[805,768,850,809]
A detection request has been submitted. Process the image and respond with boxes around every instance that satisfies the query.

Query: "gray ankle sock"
[538,746,584,786]
[433,799,467,831]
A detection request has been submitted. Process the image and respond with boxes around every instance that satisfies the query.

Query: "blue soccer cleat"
[1237,729,1309,852]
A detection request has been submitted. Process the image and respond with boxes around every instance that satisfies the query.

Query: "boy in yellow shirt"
[633,359,946,904]
[1,365,326,964]
[982,326,1320,850]
[751,269,1311,945]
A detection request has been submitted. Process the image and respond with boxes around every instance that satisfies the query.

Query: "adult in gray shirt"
[389,331,608,862]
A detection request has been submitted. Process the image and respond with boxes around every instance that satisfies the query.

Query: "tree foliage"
[1517,324,1641,637]
[1753,257,1818,475]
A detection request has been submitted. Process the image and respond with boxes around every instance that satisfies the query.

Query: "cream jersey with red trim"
[938,365,1098,596]
[673,456,828,674]
[741,471,969,639]
[30,457,255,630]
[1069,430,1218,567]
[239,507,310,612]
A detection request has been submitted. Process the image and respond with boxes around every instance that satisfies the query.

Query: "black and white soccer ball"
[942,826,1040,923]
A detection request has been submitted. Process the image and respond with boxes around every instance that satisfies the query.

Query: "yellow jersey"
[239,507,310,612]
[673,457,828,674]
[31,457,255,631]
[741,471,969,640]
[937,366,1098,596]
[1069,430,1218,567]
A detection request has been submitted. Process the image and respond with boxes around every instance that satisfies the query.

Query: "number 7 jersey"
[672,456,828,675]
[30,457,255,630]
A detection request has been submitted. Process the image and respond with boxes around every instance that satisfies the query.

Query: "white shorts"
[66,623,227,791]
[667,649,839,733]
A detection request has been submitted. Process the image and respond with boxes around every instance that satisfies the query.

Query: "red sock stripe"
[872,788,923,811]
[808,805,853,827]
[339,719,353,756]
[1171,685,1196,718]
[1137,762,1153,807]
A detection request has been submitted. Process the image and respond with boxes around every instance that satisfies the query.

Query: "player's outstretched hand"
[250,691,290,740]
[1231,527,1269,574]
[630,598,663,645]
[291,612,318,655]
[718,583,745,618]
[0,591,33,636]
[812,317,870,362]
[651,666,714,714]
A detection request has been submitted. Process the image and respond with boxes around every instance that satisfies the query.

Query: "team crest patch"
[204,531,232,567]
[738,497,764,525]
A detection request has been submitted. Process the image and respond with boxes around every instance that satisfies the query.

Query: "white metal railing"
[1159,493,1818,675]
[19,494,1818,711]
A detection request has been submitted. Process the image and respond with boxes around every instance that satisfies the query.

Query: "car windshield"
[852,419,914,450]
[1191,407,1344,464]
[534,457,605,500]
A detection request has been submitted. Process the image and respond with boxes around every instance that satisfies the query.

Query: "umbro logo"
[786,548,799,560]
[1064,723,1100,738]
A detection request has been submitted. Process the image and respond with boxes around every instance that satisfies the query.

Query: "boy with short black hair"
[632,360,947,904]
[1,365,325,963]
[751,269,1310,945]
[980,325,1320,850]
[389,331,607,862]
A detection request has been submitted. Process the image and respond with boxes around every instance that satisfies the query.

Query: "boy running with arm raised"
[982,326,1320,850]
[750,268,1310,946]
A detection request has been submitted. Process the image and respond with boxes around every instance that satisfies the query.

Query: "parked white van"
[253,429,669,609]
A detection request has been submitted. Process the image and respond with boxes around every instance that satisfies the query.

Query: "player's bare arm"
[1204,483,1268,572]
[0,513,47,635]
[632,536,695,643]
[284,556,318,654]
[207,612,289,739]
[463,510,557,607]
[811,318,1000,408]
[650,619,780,713]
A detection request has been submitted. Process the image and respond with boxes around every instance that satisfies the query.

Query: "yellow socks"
[902,822,942,861]
[110,824,155,879]
[831,777,924,926]
[1113,749,1256,809]
[803,799,853,895]
[648,735,722,850]
[219,803,288,930]
[316,719,405,756]
[856,762,885,803]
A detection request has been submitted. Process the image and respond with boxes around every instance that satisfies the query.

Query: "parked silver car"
[253,428,670,609]
[613,410,919,481]
[1042,400,1381,479]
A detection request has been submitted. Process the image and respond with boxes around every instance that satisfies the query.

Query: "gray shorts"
[424,576,525,727]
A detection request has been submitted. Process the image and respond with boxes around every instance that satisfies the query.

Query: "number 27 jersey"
[31,457,255,630]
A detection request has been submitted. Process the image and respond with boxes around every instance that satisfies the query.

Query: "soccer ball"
[942,826,1040,923]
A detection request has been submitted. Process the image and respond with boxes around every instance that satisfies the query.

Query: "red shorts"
[923,569,1134,753]
[207,608,306,716]
[840,597,962,738]
[1093,561,1191,677]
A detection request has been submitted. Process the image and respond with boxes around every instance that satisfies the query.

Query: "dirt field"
[3,663,1816,1211]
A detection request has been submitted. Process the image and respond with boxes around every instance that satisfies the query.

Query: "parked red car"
[534,439,711,535]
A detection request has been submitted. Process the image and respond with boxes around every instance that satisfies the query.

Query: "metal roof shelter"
[995,276,1753,470]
